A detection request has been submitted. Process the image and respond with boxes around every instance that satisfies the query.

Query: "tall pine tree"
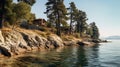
[76,10,88,37]
[0,0,5,28]
[68,2,78,34]
[89,22,99,39]
[45,0,68,36]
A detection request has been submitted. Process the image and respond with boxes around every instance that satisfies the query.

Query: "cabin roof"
[33,18,46,22]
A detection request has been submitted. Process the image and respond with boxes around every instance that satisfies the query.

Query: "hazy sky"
[24,0,120,37]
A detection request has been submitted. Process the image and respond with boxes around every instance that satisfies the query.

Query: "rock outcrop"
[0,29,64,57]
[0,28,96,57]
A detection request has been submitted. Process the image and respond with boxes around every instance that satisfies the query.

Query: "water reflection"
[75,46,88,67]
[58,46,88,67]
[2,45,101,67]
[12,46,99,67]
[2,40,120,67]
[85,44,100,67]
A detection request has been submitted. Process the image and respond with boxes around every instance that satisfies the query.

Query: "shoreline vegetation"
[0,0,108,58]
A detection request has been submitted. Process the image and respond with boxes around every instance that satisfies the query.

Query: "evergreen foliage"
[17,0,36,6]
[75,10,88,37]
[45,0,68,36]
[68,2,78,34]
[13,2,31,22]
[0,0,6,28]
[0,0,36,27]
[89,22,99,39]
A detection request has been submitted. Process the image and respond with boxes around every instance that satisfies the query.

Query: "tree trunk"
[77,21,82,37]
[0,0,5,29]
[80,22,82,37]
[56,11,61,36]
[77,21,80,33]
[69,13,72,34]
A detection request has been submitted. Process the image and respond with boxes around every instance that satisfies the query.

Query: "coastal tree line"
[0,0,99,39]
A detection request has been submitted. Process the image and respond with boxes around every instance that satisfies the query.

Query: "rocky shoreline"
[0,28,102,57]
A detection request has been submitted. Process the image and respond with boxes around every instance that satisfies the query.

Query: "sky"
[16,0,120,37]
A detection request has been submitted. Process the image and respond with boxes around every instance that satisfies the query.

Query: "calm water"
[1,40,120,67]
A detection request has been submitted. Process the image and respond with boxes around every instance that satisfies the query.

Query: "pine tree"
[13,2,31,22]
[68,2,78,34]
[75,10,88,37]
[5,0,16,25]
[0,0,6,28]
[0,0,36,29]
[0,0,15,27]
[45,0,68,36]
[86,24,93,37]
[89,22,99,39]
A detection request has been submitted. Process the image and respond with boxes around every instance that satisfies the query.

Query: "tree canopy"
[68,2,78,34]
[13,2,31,21]
[89,22,99,39]
[44,0,100,38]
[17,0,36,6]
[0,0,36,28]
[45,0,68,36]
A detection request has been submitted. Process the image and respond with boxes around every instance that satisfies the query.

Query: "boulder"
[48,35,64,48]
[64,41,76,46]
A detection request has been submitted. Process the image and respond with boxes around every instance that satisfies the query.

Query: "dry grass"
[33,30,50,38]
[1,27,12,32]
[61,34,75,41]
[34,27,55,37]
[61,33,83,41]
[14,27,53,38]
[73,33,80,38]
[1,27,82,42]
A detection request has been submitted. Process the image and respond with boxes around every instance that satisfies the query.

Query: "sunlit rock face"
[0,28,92,57]
[0,29,64,57]
[48,34,64,48]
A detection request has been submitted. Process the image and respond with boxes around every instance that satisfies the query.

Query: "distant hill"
[106,36,120,39]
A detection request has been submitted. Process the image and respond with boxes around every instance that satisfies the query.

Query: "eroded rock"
[0,29,64,57]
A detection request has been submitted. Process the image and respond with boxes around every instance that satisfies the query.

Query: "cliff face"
[0,29,64,57]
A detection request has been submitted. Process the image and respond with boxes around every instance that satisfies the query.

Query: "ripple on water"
[1,40,120,67]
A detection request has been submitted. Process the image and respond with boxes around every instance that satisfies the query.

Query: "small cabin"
[33,18,47,26]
